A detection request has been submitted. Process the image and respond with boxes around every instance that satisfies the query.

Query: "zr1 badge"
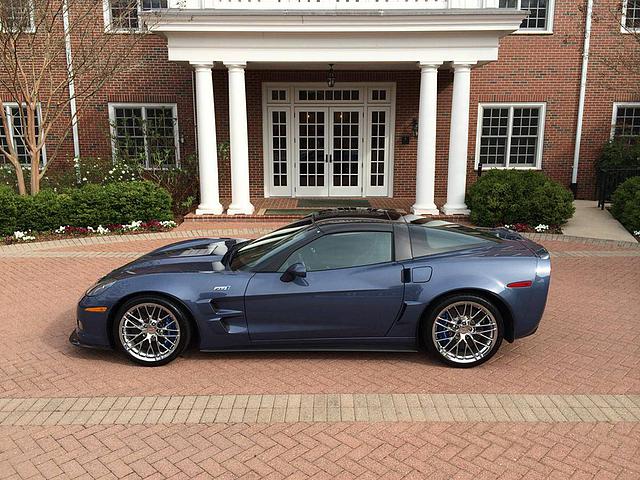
[213,285,231,292]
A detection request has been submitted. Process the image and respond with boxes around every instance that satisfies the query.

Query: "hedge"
[611,176,640,233]
[466,170,575,227]
[0,181,173,236]
[599,140,640,169]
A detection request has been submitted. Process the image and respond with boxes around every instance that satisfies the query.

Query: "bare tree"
[0,0,169,195]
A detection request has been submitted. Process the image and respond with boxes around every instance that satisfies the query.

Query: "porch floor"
[183,197,470,224]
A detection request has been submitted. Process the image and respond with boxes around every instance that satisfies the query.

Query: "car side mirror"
[280,262,307,282]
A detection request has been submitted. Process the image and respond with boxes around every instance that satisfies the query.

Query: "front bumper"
[69,328,112,350]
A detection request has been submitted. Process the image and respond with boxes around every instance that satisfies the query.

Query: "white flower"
[82,177,87,182]
[504,224,513,229]
[96,225,110,235]
[55,225,68,234]
[13,231,35,242]
[634,230,640,237]
[122,220,143,231]
[160,220,176,228]
[534,224,549,233]
[87,226,95,233]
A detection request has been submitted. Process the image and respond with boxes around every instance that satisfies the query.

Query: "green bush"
[611,176,640,233]
[467,170,575,227]
[599,140,640,169]
[0,181,172,234]
[0,186,18,235]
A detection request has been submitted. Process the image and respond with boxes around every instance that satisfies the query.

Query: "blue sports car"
[70,209,551,368]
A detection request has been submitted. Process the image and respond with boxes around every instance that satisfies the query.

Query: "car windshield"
[229,219,313,271]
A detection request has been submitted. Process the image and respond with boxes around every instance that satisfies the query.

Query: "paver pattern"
[1,227,638,479]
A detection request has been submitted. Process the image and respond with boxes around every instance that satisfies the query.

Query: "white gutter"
[571,0,594,193]
[63,0,81,161]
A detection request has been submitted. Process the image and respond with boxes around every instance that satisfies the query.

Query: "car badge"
[213,285,231,292]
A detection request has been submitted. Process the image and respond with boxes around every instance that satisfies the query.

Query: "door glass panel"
[271,111,288,187]
[332,111,360,188]
[298,111,325,188]
[370,110,386,187]
[279,231,392,272]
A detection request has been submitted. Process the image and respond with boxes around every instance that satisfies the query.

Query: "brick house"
[2,0,639,216]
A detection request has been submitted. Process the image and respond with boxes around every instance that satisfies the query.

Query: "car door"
[244,225,405,342]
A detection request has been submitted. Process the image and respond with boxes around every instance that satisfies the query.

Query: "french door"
[294,107,363,197]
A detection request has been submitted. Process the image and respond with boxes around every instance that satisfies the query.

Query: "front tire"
[113,296,191,366]
[423,294,503,368]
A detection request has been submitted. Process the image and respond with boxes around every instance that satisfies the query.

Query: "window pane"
[271,110,288,187]
[0,106,43,166]
[479,108,509,166]
[500,0,548,30]
[625,0,640,30]
[145,107,177,167]
[370,110,386,187]
[509,107,540,166]
[0,0,33,31]
[113,107,146,162]
[408,224,497,258]
[110,0,139,29]
[614,106,640,144]
[280,231,393,272]
[141,0,168,9]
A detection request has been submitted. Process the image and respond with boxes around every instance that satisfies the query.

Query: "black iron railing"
[596,166,640,209]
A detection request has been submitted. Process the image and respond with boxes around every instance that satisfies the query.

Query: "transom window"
[279,231,393,272]
[105,0,167,32]
[622,0,640,31]
[499,0,554,32]
[612,103,640,144]
[0,0,34,32]
[297,89,360,102]
[0,104,45,166]
[109,104,179,168]
[476,103,546,169]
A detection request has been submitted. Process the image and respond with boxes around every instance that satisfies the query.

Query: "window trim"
[0,102,46,166]
[103,0,166,33]
[474,102,546,170]
[610,102,640,139]
[1,0,36,33]
[621,0,640,34]
[505,0,555,35]
[108,102,180,169]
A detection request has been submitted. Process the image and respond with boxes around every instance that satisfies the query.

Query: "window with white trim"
[622,0,640,31]
[104,0,167,32]
[0,104,45,166]
[499,0,554,33]
[476,103,546,169]
[0,0,34,32]
[612,103,640,144]
[109,104,179,168]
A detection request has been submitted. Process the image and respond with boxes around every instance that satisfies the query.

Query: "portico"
[144,3,524,215]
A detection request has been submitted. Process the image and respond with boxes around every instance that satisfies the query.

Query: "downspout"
[571,0,594,197]
[62,0,81,167]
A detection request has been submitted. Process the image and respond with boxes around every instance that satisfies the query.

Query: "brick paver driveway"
[1,226,639,479]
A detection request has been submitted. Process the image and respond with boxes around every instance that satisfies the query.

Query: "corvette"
[70,209,551,368]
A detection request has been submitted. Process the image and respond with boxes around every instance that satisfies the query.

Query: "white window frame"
[103,0,166,33]
[610,102,640,139]
[0,102,46,166]
[475,102,546,170]
[0,0,35,33]
[502,0,555,35]
[621,0,640,33]
[108,103,180,169]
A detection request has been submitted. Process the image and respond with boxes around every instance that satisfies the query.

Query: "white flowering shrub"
[13,231,36,242]
[534,224,549,233]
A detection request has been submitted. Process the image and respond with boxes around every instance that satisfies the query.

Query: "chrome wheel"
[431,301,498,365]
[118,303,181,363]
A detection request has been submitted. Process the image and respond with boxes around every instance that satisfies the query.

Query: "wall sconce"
[411,118,419,138]
[327,64,336,88]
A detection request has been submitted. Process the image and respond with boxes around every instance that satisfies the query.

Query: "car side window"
[279,231,393,272]
[408,225,495,257]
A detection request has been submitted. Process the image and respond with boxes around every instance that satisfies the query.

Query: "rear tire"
[423,294,503,368]
[113,295,191,367]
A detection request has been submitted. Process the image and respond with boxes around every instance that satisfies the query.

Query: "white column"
[192,62,223,215]
[412,62,441,215]
[443,63,473,216]
[225,62,254,215]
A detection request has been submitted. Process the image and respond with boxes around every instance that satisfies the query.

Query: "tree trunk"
[14,165,26,196]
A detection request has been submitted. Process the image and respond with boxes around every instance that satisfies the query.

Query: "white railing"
[168,0,501,10]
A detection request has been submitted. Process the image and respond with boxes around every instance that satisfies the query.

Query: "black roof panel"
[311,208,404,224]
